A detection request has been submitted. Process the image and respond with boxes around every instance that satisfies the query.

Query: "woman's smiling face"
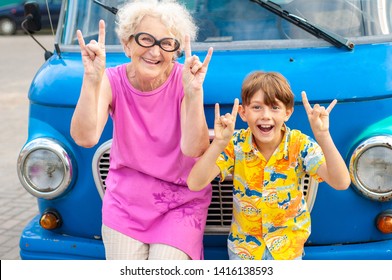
[239,89,293,151]
[125,16,176,88]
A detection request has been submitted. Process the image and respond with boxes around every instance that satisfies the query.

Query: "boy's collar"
[244,124,290,159]
[281,124,290,160]
[243,129,254,153]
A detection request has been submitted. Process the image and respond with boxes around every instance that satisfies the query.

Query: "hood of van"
[29,42,392,107]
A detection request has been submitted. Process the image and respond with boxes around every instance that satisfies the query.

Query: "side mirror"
[23,2,42,32]
[22,1,54,60]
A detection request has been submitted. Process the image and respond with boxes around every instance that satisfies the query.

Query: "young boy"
[187,71,351,260]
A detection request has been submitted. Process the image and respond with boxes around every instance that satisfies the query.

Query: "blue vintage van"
[17,0,392,260]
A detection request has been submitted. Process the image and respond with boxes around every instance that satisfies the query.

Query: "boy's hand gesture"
[182,35,213,93]
[302,91,336,136]
[76,19,106,80]
[214,99,239,146]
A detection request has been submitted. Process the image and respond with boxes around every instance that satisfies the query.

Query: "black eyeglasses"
[131,32,180,52]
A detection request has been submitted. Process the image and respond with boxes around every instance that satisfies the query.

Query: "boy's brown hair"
[241,71,294,109]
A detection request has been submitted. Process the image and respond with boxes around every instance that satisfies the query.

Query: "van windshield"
[61,0,392,46]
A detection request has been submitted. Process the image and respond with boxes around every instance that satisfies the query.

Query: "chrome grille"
[205,179,233,233]
[92,140,318,234]
[97,152,109,190]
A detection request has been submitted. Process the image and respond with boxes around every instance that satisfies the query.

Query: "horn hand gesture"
[182,35,213,94]
[214,99,239,147]
[76,19,106,80]
[302,91,336,137]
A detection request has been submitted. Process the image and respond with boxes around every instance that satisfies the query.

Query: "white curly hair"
[116,0,198,58]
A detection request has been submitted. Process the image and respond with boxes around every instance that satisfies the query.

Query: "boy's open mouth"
[257,125,274,133]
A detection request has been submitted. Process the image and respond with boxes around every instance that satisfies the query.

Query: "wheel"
[0,18,17,35]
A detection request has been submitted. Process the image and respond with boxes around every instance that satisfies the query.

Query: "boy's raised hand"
[302,91,336,135]
[214,99,239,145]
[182,35,213,93]
[76,19,106,79]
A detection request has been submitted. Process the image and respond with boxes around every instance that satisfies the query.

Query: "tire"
[0,18,17,35]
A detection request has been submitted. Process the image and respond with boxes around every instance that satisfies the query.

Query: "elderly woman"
[70,0,213,260]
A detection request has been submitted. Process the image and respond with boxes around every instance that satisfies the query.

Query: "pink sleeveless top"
[102,62,212,260]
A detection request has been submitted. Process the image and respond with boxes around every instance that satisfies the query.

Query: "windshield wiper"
[93,0,118,15]
[250,0,354,50]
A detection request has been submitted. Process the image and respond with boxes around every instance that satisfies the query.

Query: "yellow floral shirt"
[216,127,325,260]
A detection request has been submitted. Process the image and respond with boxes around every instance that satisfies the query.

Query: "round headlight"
[349,136,392,201]
[17,138,73,199]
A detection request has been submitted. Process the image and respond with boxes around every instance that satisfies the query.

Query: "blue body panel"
[30,42,392,107]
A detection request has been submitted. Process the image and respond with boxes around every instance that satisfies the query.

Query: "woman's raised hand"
[77,19,106,80]
[182,35,213,93]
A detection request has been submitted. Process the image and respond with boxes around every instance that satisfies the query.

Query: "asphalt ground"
[0,33,55,260]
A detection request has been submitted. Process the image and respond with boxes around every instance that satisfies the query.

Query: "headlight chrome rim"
[17,138,73,199]
[350,135,392,201]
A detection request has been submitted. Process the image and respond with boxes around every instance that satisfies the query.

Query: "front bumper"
[20,215,392,260]
[20,215,104,260]
[304,240,392,260]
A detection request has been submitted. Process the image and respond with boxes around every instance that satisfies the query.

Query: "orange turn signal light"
[40,210,61,230]
[376,211,392,234]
